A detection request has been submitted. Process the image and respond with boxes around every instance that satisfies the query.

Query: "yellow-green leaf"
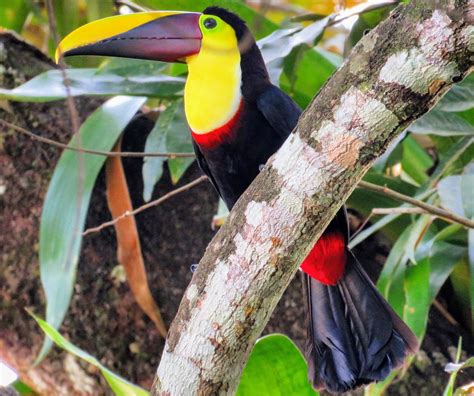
[30,312,148,396]
[38,96,146,361]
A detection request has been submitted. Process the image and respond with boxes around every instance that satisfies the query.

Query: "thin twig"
[0,119,195,158]
[432,299,460,327]
[372,207,427,215]
[358,181,474,229]
[350,211,374,240]
[83,176,208,236]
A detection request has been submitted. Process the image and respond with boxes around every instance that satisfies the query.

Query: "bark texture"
[152,1,473,394]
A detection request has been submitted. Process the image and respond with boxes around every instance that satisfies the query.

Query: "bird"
[58,7,418,393]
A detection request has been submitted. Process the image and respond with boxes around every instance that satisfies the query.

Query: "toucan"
[58,7,418,393]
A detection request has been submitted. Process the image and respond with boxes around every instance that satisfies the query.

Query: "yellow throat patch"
[184,14,242,134]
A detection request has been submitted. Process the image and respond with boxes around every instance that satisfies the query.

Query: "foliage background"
[0,0,472,395]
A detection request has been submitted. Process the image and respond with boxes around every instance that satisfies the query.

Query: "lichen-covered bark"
[152,1,473,394]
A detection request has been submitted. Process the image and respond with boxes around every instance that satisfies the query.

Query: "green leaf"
[237,334,317,396]
[38,96,146,360]
[142,100,194,201]
[280,47,340,108]
[143,123,167,202]
[97,57,167,77]
[0,69,185,102]
[401,136,433,185]
[30,312,148,396]
[377,225,414,316]
[430,136,474,176]
[258,17,331,83]
[437,163,474,218]
[165,103,194,184]
[372,132,405,173]
[403,257,430,338]
[450,259,472,330]
[410,110,474,136]
[429,240,467,299]
[402,214,432,265]
[437,75,474,112]
[137,0,277,39]
[351,136,472,248]
[0,0,29,32]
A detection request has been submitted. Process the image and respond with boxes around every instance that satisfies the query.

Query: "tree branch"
[358,180,474,228]
[152,1,472,394]
[82,176,208,236]
[0,119,195,158]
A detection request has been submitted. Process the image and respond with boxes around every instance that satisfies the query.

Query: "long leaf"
[437,74,474,112]
[280,47,340,108]
[403,257,430,339]
[438,163,474,219]
[0,69,184,102]
[410,110,474,136]
[401,136,433,185]
[258,18,330,83]
[30,312,148,396]
[38,96,146,361]
[377,225,414,315]
[106,139,167,337]
[142,100,194,201]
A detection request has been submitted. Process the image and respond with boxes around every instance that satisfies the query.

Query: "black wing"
[256,85,302,139]
[192,140,222,198]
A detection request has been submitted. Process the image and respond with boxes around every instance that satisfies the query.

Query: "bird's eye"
[203,18,217,29]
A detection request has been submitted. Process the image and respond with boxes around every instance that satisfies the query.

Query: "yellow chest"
[184,44,242,134]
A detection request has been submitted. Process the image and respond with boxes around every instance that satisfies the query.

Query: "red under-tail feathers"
[300,231,419,393]
[301,232,347,286]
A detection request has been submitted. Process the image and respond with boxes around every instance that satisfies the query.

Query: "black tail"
[304,252,419,394]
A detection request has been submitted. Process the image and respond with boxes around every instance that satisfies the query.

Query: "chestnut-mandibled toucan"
[58,7,418,393]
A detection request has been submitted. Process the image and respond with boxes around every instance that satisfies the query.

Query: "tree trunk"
[152,1,473,394]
